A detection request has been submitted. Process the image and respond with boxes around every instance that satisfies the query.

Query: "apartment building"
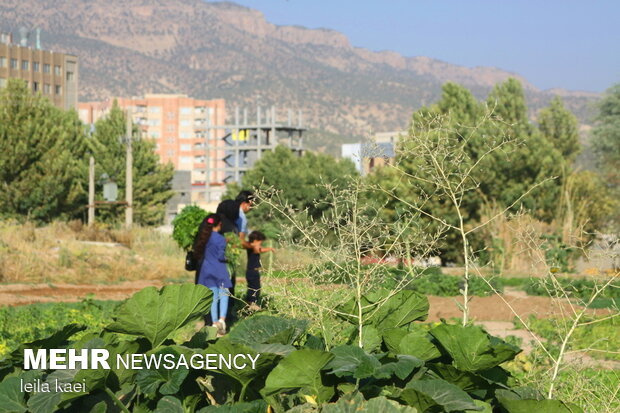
[79,94,227,211]
[0,31,78,110]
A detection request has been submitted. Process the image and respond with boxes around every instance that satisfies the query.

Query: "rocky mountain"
[0,0,600,153]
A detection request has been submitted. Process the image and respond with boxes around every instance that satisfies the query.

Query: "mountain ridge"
[0,0,599,153]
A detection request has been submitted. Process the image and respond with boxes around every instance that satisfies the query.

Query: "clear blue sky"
[218,0,620,92]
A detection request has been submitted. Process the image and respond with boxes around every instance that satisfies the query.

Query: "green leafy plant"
[0,284,582,412]
[172,205,209,251]
[224,232,243,273]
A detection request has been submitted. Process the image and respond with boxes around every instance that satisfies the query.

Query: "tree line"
[0,79,173,225]
[232,78,619,263]
[1,76,618,260]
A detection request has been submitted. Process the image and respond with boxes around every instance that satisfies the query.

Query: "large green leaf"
[430,324,520,371]
[383,328,441,361]
[428,363,507,397]
[467,400,492,413]
[326,346,381,379]
[0,377,27,413]
[322,393,417,412]
[106,284,212,348]
[205,338,280,394]
[360,325,383,352]
[154,396,184,413]
[135,347,189,397]
[337,289,428,331]
[72,337,111,393]
[326,346,422,381]
[262,349,335,403]
[227,315,308,347]
[376,356,424,381]
[26,369,81,413]
[404,379,482,412]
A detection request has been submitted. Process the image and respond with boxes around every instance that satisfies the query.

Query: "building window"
[167,150,175,156]
[166,125,175,132]
[43,63,50,73]
[180,107,192,115]
[54,65,61,76]
[32,82,39,92]
[180,157,191,164]
[148,106,161,113]
[150,131,161,139]
[180,144,191,151]
[66,71,74,81]
[21,60,29,70]
[0,57,7,67]
[180,120,190,127]
[148,119,160,127]
[0,78,6,88]
[55,85,61,95]
[166,111,175,120]
[33,61,40,71]
[180,132,191,139]
[167,138,175,144]
[44,84,51,94]
[10,58,17,69]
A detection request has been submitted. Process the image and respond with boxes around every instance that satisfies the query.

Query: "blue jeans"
[209,287,229,321]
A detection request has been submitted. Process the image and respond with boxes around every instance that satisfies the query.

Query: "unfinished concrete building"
[198,106,305,203]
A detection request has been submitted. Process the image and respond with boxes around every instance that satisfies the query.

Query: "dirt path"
[1,282,609,322]
[0,281,164,306]
[426,287,610,322]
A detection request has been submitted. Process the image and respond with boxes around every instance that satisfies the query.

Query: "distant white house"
[342,130,405,175]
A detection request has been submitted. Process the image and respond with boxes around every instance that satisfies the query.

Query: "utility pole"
[125,110,133,229]
[88,156,95,226]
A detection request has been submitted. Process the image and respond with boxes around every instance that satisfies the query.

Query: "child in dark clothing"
[246,231,275,310]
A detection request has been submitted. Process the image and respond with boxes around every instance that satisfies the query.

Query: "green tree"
[538,96,580,163]
[591,83,620,227]
[91,103,174,226]
[484,78,564,221]
[0,79,87,221]
[372,79,565,262]
[225,145,358,230]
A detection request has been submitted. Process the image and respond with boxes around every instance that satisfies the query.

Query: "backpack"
[185,250,197,271]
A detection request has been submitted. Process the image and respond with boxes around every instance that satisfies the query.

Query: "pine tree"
[0,79,88,221]
[538,96,580,162]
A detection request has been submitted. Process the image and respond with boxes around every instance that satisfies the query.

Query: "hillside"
[0,0,600,153]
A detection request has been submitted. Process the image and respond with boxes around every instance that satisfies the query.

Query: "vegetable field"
[0,283,590,413]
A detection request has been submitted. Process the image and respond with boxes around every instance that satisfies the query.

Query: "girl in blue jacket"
[192,213,231,334]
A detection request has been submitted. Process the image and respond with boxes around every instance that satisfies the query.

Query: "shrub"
[171,205,209,251]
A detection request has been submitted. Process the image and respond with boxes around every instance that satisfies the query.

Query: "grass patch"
[0,299,120,358]
[516,314,620,361]
[0,221,187,283]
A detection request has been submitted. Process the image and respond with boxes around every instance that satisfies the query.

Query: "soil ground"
[1,282,608,320]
